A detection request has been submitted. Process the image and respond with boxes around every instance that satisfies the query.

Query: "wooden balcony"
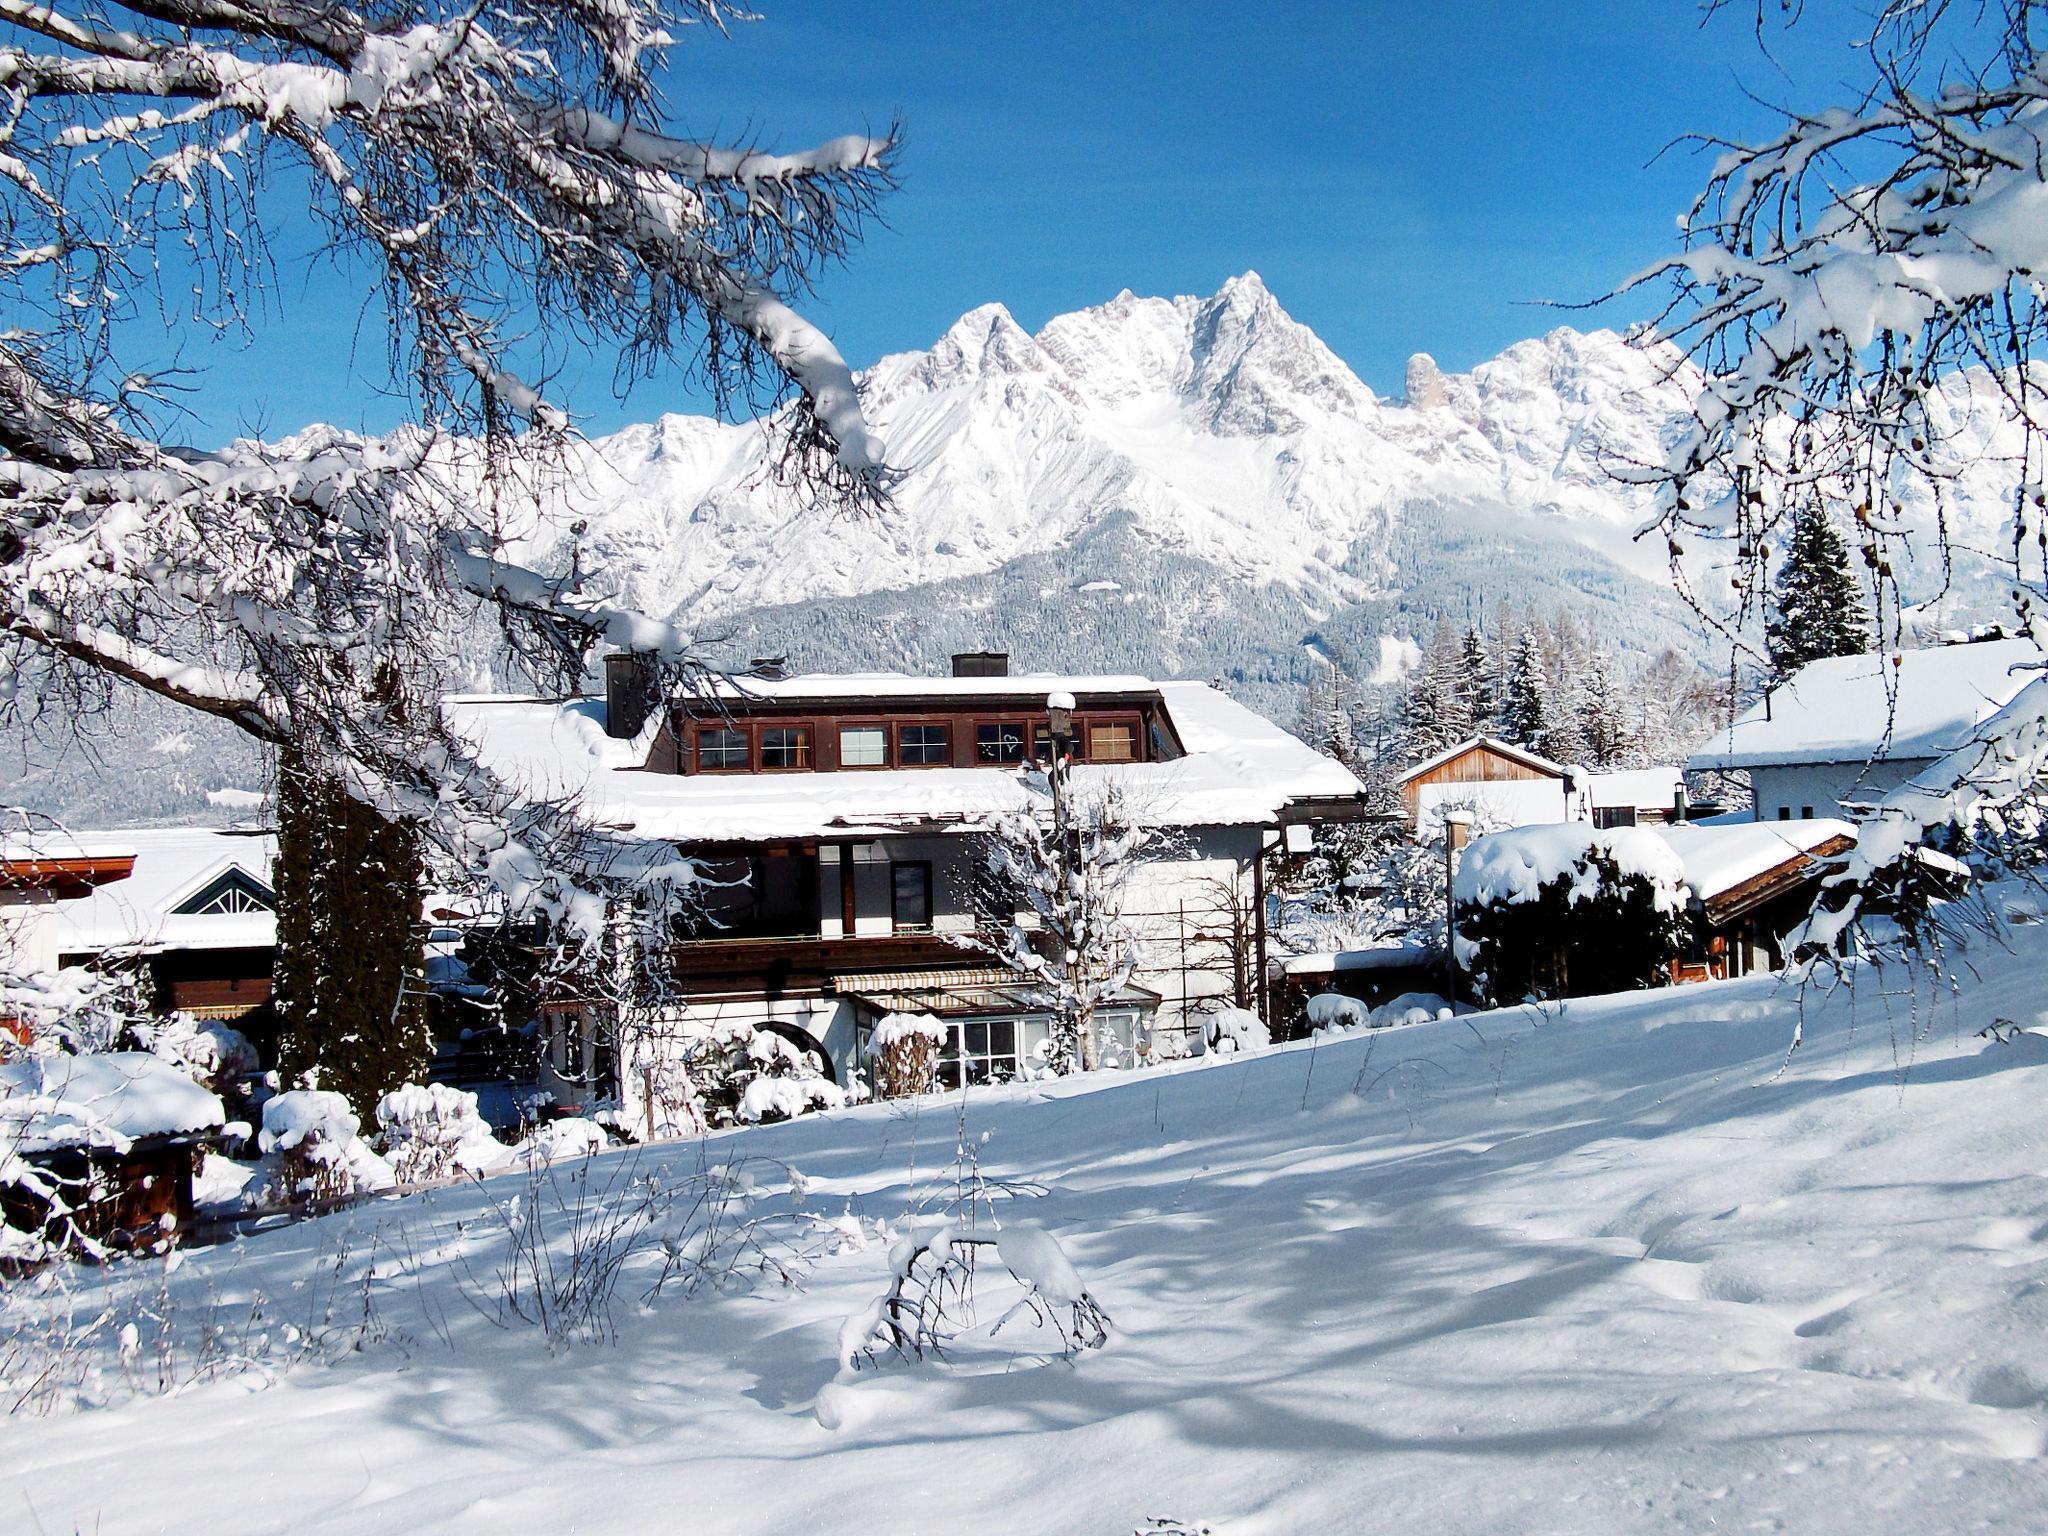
[667,932,983,998]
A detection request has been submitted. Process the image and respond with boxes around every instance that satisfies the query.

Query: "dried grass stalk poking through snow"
[0,0,896,955]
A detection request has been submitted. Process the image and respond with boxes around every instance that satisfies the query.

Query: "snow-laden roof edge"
[445,677,1366,842]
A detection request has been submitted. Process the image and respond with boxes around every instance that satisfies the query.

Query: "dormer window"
[174,868,275,916]
[697,727,750,771]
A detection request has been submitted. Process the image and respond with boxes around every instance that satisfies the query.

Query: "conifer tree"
[1456,625,1496,736]
[274,744,432,1123]
[1399,619,1472,760]
[1576,644,1637,769]
[1500,630,1551,752]
[1766,497,1871,677]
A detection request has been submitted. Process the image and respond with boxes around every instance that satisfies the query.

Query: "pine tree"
[273,744,433,1124]
[1499,629,1551,751]
[1766,497,1870,677]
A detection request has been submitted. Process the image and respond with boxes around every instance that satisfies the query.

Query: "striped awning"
[831,965,1016,994]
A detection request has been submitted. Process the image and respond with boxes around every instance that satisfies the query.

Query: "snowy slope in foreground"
[14,948,2048,1531]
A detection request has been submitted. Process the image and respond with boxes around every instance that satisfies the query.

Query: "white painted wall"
[1746,759,1931,821]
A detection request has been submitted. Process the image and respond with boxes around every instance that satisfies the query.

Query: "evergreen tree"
[1766,497,1871,676]
[1499,629,1551,751]
[1576,643,1637,769]
[274,744,432,1124]
[1398,618,1473,760]
[1455,624,1496,736]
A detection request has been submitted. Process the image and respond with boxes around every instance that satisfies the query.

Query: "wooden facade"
[1396,739,1563,818]
[646,690,1184,778]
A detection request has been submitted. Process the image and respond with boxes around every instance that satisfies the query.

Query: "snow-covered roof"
[1416,778,1576,834]
[1395,735,1564,785]
[1652,818,1856,905]
[50,828,277,955]
[1690,639,2041,771]
[1588,766,1685,811]
[0,1050,224,1154]
[444,677,1365,842]
[1278,941,1436,977]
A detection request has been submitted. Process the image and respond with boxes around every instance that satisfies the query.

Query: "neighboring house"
[446,654,1368,1099]
[1654,817,1856,981]
[5,825,279,1024]
[1690,636,2039,821]
[1399,736,1686,832]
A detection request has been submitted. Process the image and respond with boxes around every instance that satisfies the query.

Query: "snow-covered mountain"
[524,273,1702,644]
[4,275,2020,825]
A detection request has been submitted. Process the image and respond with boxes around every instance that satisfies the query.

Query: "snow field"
[8,933,2048,1533]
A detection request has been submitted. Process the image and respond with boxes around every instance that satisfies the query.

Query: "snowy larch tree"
[968,781,1156,1075]
[1765,497,1872,678]
[1398,619,1473,762]
[0,0,895,954]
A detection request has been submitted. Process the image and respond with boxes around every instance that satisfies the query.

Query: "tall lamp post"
[1442,809,1474,1008]
[1044,691,1087,1068]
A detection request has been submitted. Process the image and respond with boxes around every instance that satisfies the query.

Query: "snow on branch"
[1629,1,2048,661]
[0,0,896,931]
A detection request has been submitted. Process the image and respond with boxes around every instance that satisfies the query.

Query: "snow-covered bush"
[0,967,153,1057]
[737,1075,846,1125]
[259,1090,394,1202]
[139,1016,260,1102]
[1201,1007,1270,1055]
[832,1219,1111,1396]
[1305,992,1370,1034]
[518,1117,609,1166]
[868,1012,946,1099]
[1452,825,1690,1006]
[374,1083,510,1185]
[1372,992,1454,1029]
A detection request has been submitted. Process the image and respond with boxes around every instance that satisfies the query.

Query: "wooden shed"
[1395,737,1569,822]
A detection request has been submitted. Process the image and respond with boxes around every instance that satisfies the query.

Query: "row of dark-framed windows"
[692,714,1149,773]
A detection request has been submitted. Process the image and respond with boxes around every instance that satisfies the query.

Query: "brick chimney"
[603,651,658,739]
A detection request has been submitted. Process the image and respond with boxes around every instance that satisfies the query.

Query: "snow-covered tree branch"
[0,0,896,944]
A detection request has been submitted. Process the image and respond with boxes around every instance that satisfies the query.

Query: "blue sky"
[180,2,1863,443]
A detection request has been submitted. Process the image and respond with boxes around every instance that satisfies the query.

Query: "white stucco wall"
[1746,759,1931,821]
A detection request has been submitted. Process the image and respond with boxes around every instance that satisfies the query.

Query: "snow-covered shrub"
[518,1117,609,1165]
[1305,992,1370,1034]
[1201,1007,1269,1055]
[737,1075,846,1124]
[374,1083,510,1185]
[1372,992,1454,1029]
[868,1012,945,1099]
[1452,824,1690,1006]
[259,1090,394,1202]
[0,966,153,1057]
[139,1015,260,1101]
[832,1219,1111,1401]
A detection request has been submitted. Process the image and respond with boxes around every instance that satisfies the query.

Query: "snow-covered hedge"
[1452,824,1690,1005]
[737,1076,846,1124]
